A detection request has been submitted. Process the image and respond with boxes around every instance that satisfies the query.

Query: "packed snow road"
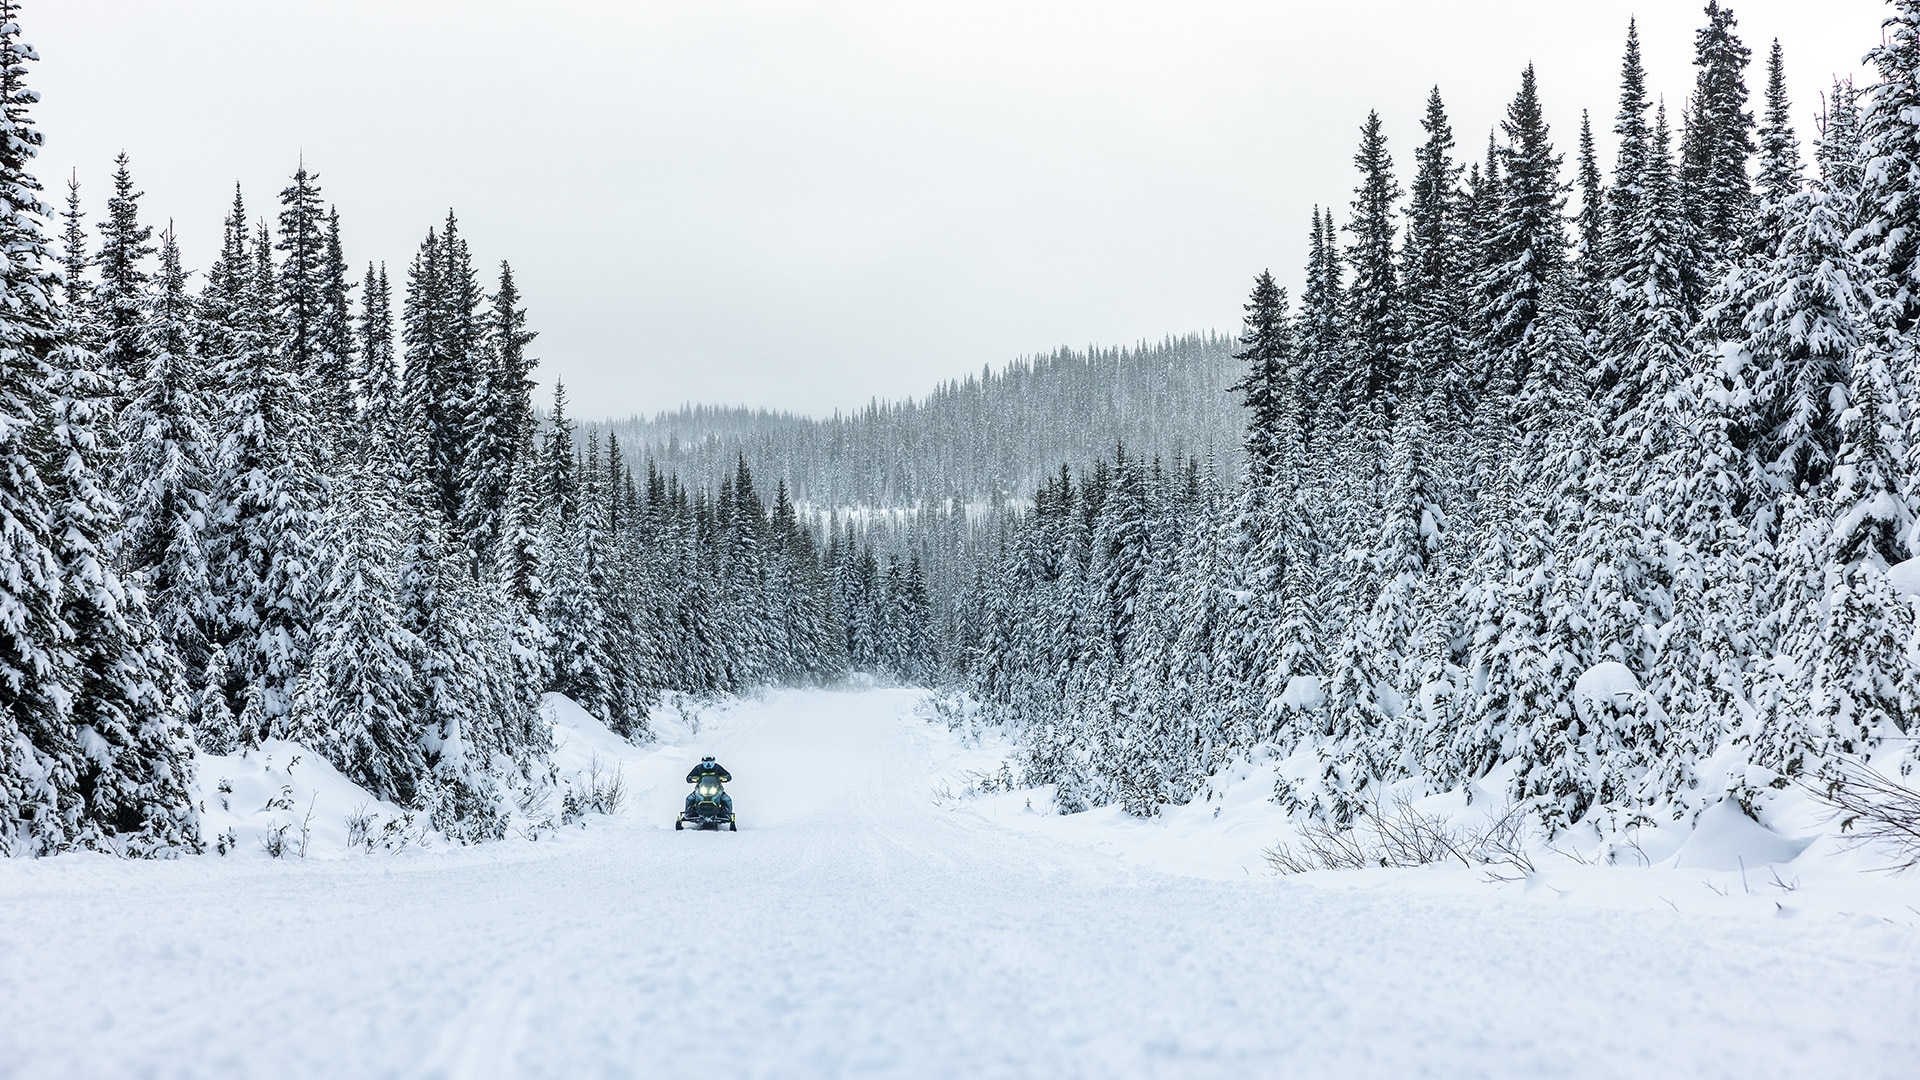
[2,689,1915,1079]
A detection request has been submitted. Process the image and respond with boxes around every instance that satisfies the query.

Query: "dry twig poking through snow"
[1266,793,1535,877]
[1809,763,1920,871]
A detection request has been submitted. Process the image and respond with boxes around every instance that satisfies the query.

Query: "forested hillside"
[957,1,1920,833]
[607,334,1240,508]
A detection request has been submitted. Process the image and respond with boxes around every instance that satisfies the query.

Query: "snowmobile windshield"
[695,776,724,798]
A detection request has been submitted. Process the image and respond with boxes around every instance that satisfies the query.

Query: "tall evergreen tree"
[1859,0,1920,332]
[93,151,151,405]
[1753,39,1803,252]
[1479,65,1568,393]
[459,260,537,569]
[312,206,355,434]
[1401,88,1467,406]
[293,451,422,802]
[58,170,89,318]
[275,162,329,393]
[211,215,318,731]
[1575,111,1609,305]
[1818,79,1863,196]
[358,262,395,447]
[1342,111,1403,417]
[1608,20,1653,281]
[1681,1,1757,255]
[0,5,197,856]
[120,224,214,678]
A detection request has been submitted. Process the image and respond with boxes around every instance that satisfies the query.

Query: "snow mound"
[1671,798,1815,870]
[195,740,428,858]
[1887,555,1920,598]
[1277,674,1324,712]
[1574,661,1641,707]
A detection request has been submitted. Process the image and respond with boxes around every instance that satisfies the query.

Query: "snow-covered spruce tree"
[92,151,151,414]
[45,328,200,856]
[1603,101,1699,426]
[1216,272,1295,740]
[1639,333,1757,813]
[1401,87,1471,412]
[1737,160,1865,496]
[1582,103,1692,688]
[1341,111,1403,421]
[1317,401,1445,814]
[1494,287,1611,832]
[208,209,318,737]
[57,170,88,319]
[195,645,240,754]
[436,213,488,539]
[593,432,655,736]
[1575,110,1609,315]
[459,261,535,569]
[119,224,215,680]
[0,4,198,856]
[539,386,619,726]
[407,521,524,841]
[1680,0,1756,263]
[768,480,844,684]
[1858,1,1920,334]
[1753,39,1803,255]
[1478,65,1568,395]
[1818,79,1863,198]
[274,163,331,426]
[1294,206,1342,444]
[312,206,355,439]
[1606,21,1652,289]
[1761,342,1919,783]
[403,226,465,523]
[292,445,424,803]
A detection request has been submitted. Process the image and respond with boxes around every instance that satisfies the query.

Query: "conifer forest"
[11,1,1920,1075]
[3,0,1919,871]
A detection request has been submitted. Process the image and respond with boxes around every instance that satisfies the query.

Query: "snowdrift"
[189,693,705,860]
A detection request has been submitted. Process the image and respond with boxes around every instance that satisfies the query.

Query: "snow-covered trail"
[3,689,1916,1079]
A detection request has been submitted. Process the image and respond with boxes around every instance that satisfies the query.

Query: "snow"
[1887,554,1920,598]
[1671,797,1815,871]
[4,688,1918,1078]
[194,739,428,857]
[1573,659,1642,705]
[1276,673,1324,711]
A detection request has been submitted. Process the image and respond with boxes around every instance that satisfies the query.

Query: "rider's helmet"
[702,755,715,763]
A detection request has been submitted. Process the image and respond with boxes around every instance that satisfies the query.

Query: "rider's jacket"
[686,761,733,784]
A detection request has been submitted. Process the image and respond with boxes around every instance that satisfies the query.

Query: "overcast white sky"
[33,1,1887,419]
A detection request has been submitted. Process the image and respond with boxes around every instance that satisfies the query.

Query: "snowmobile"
[676,766,737,831]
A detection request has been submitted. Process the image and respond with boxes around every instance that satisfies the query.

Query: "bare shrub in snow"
[375,813,423,852]
[566,756,628,820]
[1266,794,1535,876]
[345,803,375,851]
[512,781,557,839]
[1810,763,1920,870]
[915,690,975,736]
[297,796,317,859]
[932,762,1021,805]
[261,824,290,859]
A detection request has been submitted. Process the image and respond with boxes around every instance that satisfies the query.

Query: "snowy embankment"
[928,693,1920,926]
[186,692,708,858]
[2,688,1916,1078]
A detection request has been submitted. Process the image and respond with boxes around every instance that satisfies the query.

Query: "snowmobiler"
[677,756,737,831]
